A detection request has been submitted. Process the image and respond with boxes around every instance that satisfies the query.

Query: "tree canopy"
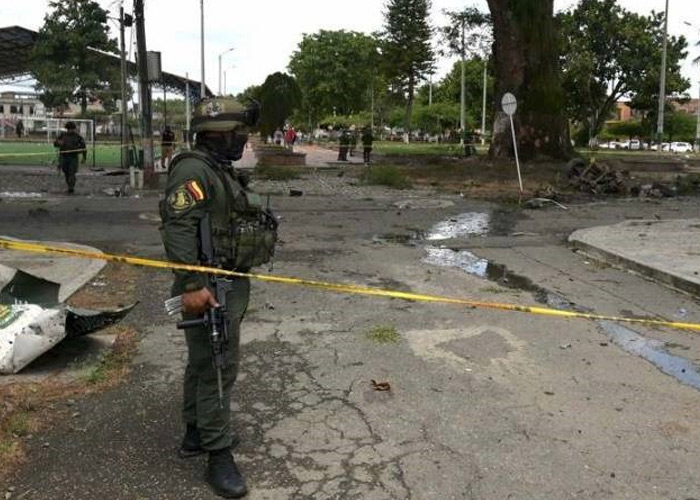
[381,0,436,138]
[31,0,121,114]
[257,72,302,138]
[288,30,380,124]
[558,0,689,143]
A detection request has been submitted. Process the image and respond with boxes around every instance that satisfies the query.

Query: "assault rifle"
[164,214,230,409]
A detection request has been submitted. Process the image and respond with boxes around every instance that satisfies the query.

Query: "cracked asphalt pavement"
[3,166,700,499]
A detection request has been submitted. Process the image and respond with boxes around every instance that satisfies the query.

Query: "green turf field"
[0,141,128,168]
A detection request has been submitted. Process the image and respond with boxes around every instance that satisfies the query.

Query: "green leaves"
[558,0,690,141]
[30,0,120,114]
[258,73,302,138]
[288,30,380,121]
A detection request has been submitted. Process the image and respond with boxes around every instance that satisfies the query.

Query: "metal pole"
[135,0,155,187]
[119,5,128,169]
[696,82,700,152]
[163,84,167,127]
[218,53,222,96]
[224,71,227,95]
[481,62,487,144]
[200,0,205,98]
[656,0,670,151]
[429,73,433,107]
[509,114,523,192]
[371,81,375,130]
[185,72,191,150]
[460,19,466,145]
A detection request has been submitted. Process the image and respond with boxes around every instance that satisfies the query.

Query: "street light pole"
[460,18,466,145]
[481,61,488,144]
[119,4,129,169]
[200,0,205,99]
[685,22,700,152]
[218,47,235,96]
[656,0,670,151]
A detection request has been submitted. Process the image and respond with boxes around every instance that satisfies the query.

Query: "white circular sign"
[501,93,518,116]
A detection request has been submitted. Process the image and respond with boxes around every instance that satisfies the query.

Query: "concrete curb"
[568,220,700,297]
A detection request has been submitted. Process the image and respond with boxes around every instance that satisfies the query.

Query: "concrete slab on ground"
[569,219,700,296]
[0,236,106,302]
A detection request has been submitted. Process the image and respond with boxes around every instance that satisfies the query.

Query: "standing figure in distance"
[361,125,374,165]
[161,125,176,170]
[53,121,86,194]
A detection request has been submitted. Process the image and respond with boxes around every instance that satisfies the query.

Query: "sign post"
[501,92,523,192]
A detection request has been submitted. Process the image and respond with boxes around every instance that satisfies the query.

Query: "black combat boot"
[206,448,248,498]
[178,424,205,458]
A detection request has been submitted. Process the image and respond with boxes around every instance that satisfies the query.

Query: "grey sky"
[1,0,699,97]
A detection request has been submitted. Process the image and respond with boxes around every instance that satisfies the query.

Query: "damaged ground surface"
[2,163,700,499]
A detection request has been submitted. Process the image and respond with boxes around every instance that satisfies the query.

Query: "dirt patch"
[0,262,140,483]
[0,325,138,483]
[67,262,140,309]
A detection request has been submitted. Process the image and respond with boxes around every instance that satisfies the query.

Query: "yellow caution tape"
[1,237,699,333]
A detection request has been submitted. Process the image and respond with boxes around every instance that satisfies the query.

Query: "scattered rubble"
[567,158,630,195]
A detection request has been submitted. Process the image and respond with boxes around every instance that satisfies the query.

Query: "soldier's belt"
[2,237,700,333]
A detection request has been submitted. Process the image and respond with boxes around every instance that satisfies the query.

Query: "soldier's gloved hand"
[182,288,219,315]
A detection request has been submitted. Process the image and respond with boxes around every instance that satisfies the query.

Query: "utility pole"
[218,48,235,96]
[481,61,487,144]
[656,0,670,152]
[200,0,205,98]
[683,22,700,152]
[428,72,433,107]
[135,0,156,187]
[119,5,130,169]
[460,18,466,145]
[185,72,191,149]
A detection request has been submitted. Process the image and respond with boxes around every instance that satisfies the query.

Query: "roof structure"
[0,26,212,100]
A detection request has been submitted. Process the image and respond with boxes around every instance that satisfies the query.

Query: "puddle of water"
[422,245,700,392]
[373,231,424,246]
[599,321,700,391]
[426,212,490,241]
[424,246,489,276]
[0,192,44,199]
[424,246,575,309]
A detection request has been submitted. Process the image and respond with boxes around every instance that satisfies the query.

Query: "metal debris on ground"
[567,158,630,195]
[524,198,569,210]
[371,380,391,392]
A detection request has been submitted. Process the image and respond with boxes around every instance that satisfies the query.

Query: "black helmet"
[65,122,76,130]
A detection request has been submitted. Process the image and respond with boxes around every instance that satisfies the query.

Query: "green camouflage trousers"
[179,277,250,451]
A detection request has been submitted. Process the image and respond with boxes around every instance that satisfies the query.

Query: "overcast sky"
[1,0,699,98]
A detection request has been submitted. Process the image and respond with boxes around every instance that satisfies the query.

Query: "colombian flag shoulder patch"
[185,180,206,201]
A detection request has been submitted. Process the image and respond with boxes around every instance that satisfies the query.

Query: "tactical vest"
[166,151,277,272]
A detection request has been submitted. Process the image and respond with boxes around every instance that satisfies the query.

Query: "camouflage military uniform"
[53,122,86,194]
[161,151,252,451]
[159,97,265,499]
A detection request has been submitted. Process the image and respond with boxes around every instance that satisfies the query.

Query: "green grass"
[255,165,303,181]
[366,325,401,344]
[5,413,30,437]
[0,140,145,168]
[361,165,412,189]
[373,141,486,156]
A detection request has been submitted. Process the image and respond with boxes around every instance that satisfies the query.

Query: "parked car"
[628,139,642,150]
[670,142,693,153]
[650,143,670,151]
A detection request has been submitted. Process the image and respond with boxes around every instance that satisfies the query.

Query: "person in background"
[361,125,374,165]
[53,121,86,194]
[161,125,177,170]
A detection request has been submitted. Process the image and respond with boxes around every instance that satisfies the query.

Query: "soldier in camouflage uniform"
[160,97,264,499]
[53,122,87,194]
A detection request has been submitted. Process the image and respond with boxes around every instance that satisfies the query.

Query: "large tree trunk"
[487,0,572,160]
